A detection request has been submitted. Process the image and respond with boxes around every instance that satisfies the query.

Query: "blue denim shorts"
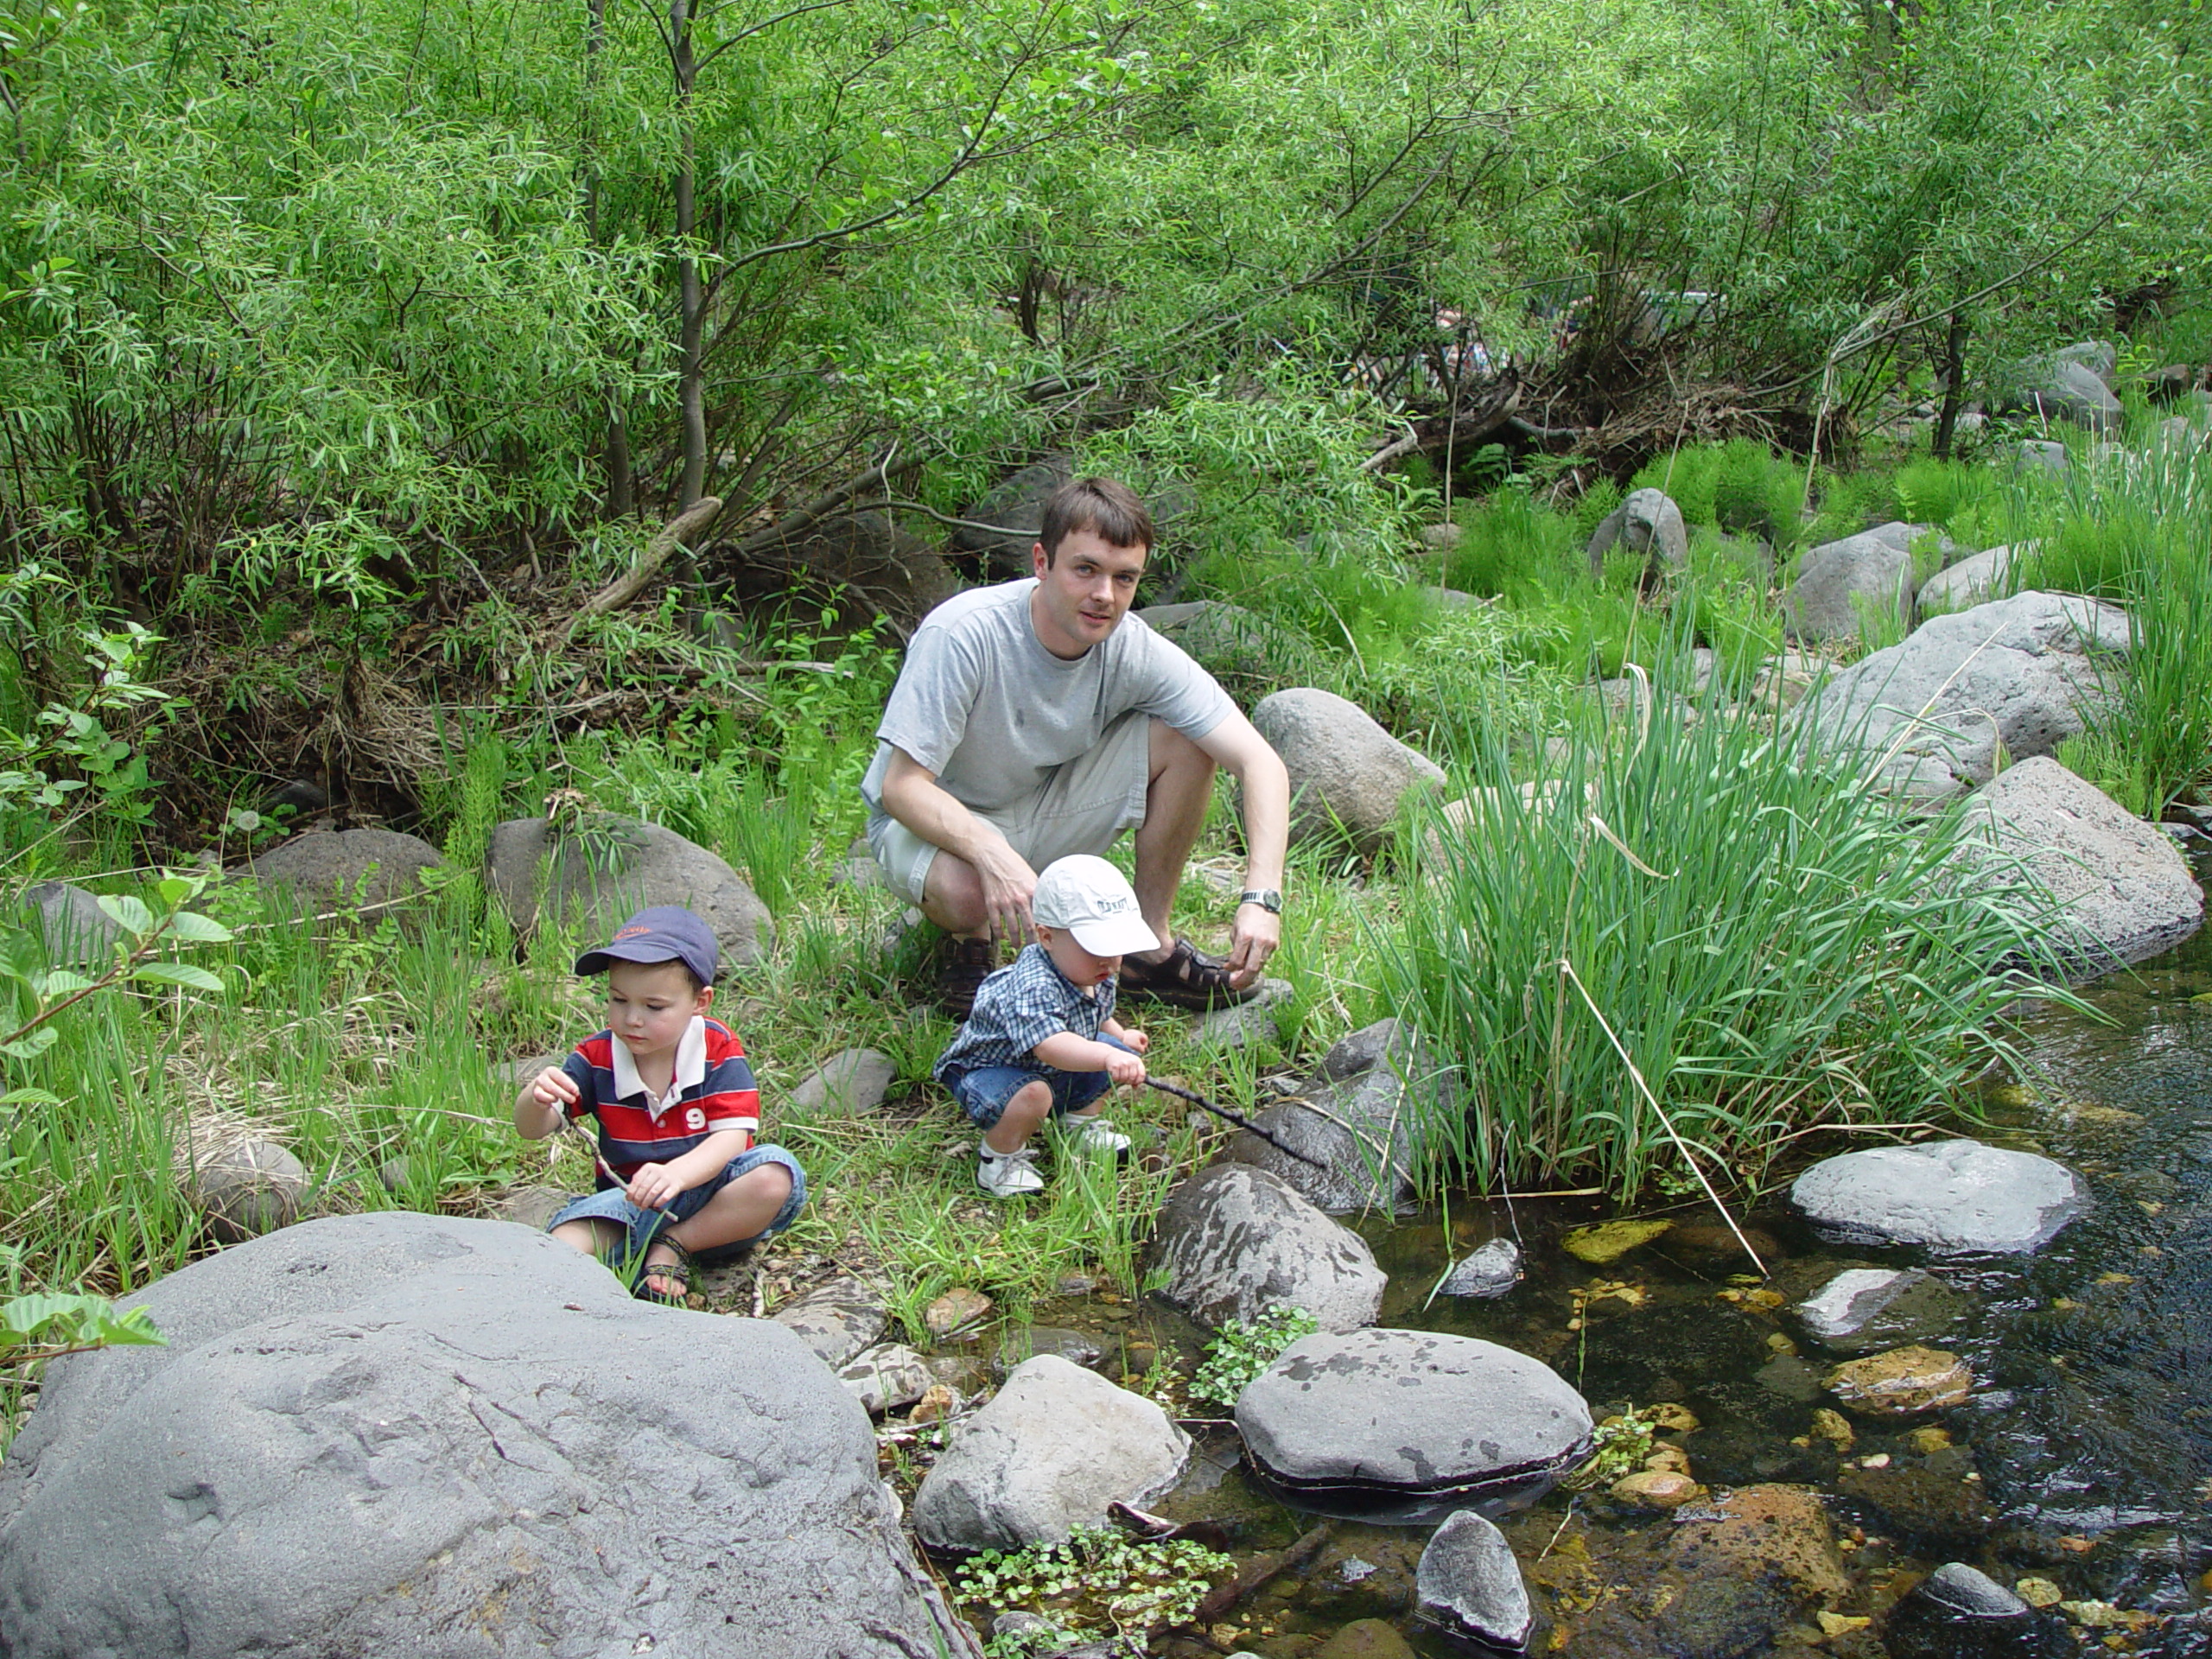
[946,1034,1135,1130]
[546,1143,806,1266]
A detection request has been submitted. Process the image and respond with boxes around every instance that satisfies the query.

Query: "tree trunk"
[1933,310,1968,461]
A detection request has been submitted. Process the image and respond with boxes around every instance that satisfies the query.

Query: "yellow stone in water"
[1907,1427,1952,1454]
[1643,1443,1692,1475]
[1825,1345,1974,1414]
[1650,1403,1700,1432]
[1818,1612,1872,1637]
[1811,1408,1855,1448]
[2097,1272,2137,1286]
[1986,1083,2036,1107]
[2016,1578,2063,1608]
[1766,1332,1797,1354]
[1564,1218,1672,1263]
[1610,1469,1700,1510]
[2062,1600,2125,1629]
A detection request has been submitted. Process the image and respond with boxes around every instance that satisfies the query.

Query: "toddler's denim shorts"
[546,1143,805,1266]
[945,1034,1135,1130]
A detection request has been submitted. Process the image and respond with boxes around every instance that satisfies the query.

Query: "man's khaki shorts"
[868,711,1153,906]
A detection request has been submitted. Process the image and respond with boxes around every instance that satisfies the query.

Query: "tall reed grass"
[1382,678,2083,1197]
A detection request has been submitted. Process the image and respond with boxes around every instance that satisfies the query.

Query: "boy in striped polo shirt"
[515,906,805,1303]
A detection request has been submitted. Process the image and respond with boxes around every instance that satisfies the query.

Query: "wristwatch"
[1238,888,1283,914]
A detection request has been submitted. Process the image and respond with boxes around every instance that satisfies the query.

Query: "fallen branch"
[1191,1522,1332,1625]
[574,496,725,620]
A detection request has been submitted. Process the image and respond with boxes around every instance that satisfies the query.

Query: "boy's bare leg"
[983,1079,1053,1155]
[1129,718,1216,959]
[646,1165,796,1266]
[551,1218,626,1256]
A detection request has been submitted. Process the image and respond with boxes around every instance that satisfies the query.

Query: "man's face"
[1030,528,1147,659]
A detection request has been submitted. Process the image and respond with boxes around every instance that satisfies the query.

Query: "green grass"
[1380,668,2088,1198]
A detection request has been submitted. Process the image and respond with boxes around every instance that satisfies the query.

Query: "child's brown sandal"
[634,1238,694,1306]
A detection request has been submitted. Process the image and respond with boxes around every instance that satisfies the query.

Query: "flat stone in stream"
[1790,1138,2088,1254]
[1440,1237,1523,1298]
[1235,1328,1592,1524]
[1796,1267,1972,1354]
[1414,1509,1534,1650]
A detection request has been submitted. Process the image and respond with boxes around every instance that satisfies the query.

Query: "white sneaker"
[976,1146,1046,1198]
[1061,1115,1132,1156]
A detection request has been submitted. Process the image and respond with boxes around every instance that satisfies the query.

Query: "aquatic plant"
[951,1524,1233,1655]
[1188,1305,1319,1409]
[1384,668,2086,1197]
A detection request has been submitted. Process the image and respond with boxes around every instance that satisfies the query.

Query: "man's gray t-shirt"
[861,579,1233,823]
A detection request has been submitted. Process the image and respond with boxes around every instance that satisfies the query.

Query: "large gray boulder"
[1415,1510,1534,1650]
[0,1213,950,1659]
[787,1047,896,1120]
[1236,1329,1592,1523]
[1799,591,2128,799]
[1960,757,2202,969]
[912,1355,1189,1552]
[1791,1139,2088,1254]
[1785,523,1922,644]
[1251,688,1447,855]
[19,880,121,964]
[1585,487,1688,582]
[1915,543,2020,617]
[1151,1163,1386,1333]
[952,454,1072,578]
[1999,354,2124,433]
[486,813,772,968]
[1228,1017,1444,1213]
[232,829,446,919]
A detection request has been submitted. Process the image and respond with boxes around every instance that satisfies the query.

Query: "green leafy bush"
[1188,1304,1319,1408]
[953,1524,1233,1655]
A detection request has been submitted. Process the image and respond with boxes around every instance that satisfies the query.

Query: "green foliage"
[1188,1305,1319,1409]
[1445,490,1583,602]
[952,1524,1234,1654]
[1631,441,1804,554]
[0,1292,164,1367]
[1383,676,2088,1196]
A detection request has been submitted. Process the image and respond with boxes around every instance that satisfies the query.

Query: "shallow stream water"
[960,852,2212,1656]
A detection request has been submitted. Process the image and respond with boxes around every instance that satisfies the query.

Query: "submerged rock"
[1414,1510,1534,1650]
[1563,1218,1670,1264]
[1790,1139,2088,1254]
[1665,1483,1850,1602]
[912,1355,1189,1552]
[1921,1562,2031,1619]
[1440,1238,1523,1299]
[1236,1328,1592,1524]
[1825,1344,1974,1414]
[1796,1267,1971,1354]
[994,1325,1106,1376]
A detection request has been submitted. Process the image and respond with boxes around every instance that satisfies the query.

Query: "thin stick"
[1557,957,1769,1278]
[1142,1077,1330,1168]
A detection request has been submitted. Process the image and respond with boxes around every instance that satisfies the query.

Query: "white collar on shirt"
[609,1014,709,1120]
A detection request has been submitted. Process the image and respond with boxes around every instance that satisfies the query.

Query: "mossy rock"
[1563,1218,1672,1264]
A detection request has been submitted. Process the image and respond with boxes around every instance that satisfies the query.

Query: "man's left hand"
[1225,902,1281,988]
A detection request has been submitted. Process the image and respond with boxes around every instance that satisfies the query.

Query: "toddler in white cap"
[931,855,1156,1197]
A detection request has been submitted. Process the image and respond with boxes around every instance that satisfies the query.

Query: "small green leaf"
[163,911,233,944]
[95,893,153,935]
[0,1028,58,1060]
[130,962,224,992]
[30,969,92,998]
[0,1088,60,1107]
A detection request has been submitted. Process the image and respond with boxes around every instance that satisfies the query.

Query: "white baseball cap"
[1033,855,1160,957]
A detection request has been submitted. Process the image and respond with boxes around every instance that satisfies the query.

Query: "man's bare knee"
[920,849,988,933]
[1149,716,1216,782]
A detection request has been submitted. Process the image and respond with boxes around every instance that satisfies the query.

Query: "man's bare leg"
[1128,717,1217,962]
[918,849,991,940]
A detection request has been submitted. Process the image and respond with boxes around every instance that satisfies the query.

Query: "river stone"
[1251,687,1448,855]
[1921,1562,2031,1619]
[0,1212,947,1659]
[995,1325,1106,1376]
[1610,1469,1701,1510]
[188,1138,308,1243]
[912,1355,1190,1552]
[840,1343,935,1415]
[1192,976,1294,1052]
[1440,1238,1523,1299]
[1414,1510,1534,1650]
[952,454,1072,578]
[1315,1620,1416,1659]
[1665,1483,1849,1601]
[788,1047,895,1119]
[1150,1164,1387,1333]
[1792,1139,2088,1253]
[1235,1328,1592,1523]
[1833,1459,1996,1539]
[1915,543,2019,616]
[21,880,120,964]
[1798,591,2128,799]
[1585,486,1689,581]
[1230,1017,1441,1212]
[485,813,772,969]
[2016,438,2071,476]
[2000,355,2124,432]
[1784,522,1923,644]
[1825,1344,1973,1414]
[232,829,446,920]
[1960,757,2204,970]
[772,1271,891,1367]
[1796,1268,1969,1354]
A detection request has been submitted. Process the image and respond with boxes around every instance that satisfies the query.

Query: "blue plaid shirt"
[934,944,1116,1082]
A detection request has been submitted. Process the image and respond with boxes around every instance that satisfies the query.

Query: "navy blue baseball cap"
[575,906,719,986]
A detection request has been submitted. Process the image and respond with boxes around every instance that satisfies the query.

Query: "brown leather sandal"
[1116,938,1258,1011]
[634,1238,694,1306]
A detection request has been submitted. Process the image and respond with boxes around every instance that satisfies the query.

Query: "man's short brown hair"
[1038,477,1154,565]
